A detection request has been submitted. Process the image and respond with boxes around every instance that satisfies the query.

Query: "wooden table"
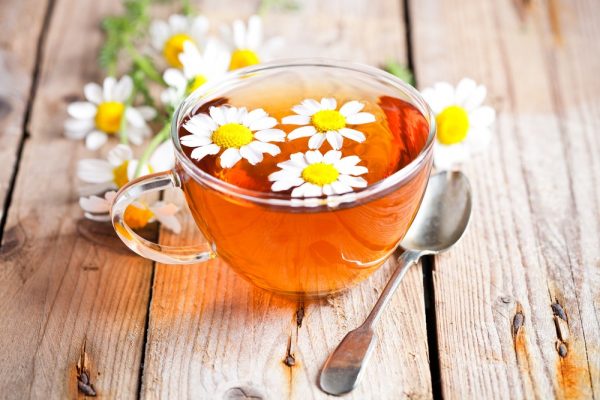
[1,0,598,398]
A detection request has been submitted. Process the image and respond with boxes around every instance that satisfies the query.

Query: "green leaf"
[383,60,414,85]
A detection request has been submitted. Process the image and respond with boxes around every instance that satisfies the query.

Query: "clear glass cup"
[110,59,435,298]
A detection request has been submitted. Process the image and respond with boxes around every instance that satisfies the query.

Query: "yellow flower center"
[124,205,154,229]
[112,160,130,188]
[312,110,346,132]
[436,105,470,145]
[95,101,124,134]
[212,123,253,149]
[228,49,260,70]
[187,74,207,94]
[302,162,340,186]
[163,33,194,67]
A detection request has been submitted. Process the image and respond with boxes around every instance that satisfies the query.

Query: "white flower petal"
[308,132,327,149]
[433,141,469,170]
[465,127,493,154]
[149,140,175,172]
[269,169,301,182]
[169,14,188,32]
[469,106,496,128]
[320,97,337,110]
[150,20,169,50]
[232,18,247,49]
[288,125,317,140]
[181,134,212,148]
[209,106,227,125]
[326,131,344,150]
[85,131,108,150]
[433,82,455,105]
[246,15,262,50]
[239,144,263,165]
[282,114,311,125]
[345,112,375,125]
[79,195,110,214]
[84,83,103,104]
[334,156,361,172]
[254,128,285,143]
[422,87,451,114]
[339,128,366,143]
[463,85,487,111]
[291,105,316,117]
[64,118,94,134]
[249,116,277,131]
[185,114,218,134]
[339,101,365,117]
[218,148,242,168]
[454,78,477,105]
[225,106,242,123]
[323,150,342,164]
[125,108,146,128]
[242,108,268,126]
[271,177,304,192]
[249,140,280,156]
[107,144,133,166]
[164,68,188,88]
[68,102,96,119]
[136,106,157,121]
[103,77,117,102]
[77,160,113,183]
[114,76,133,102]
[301,99,322,113]
[301,182,323,198]
[191,143,220,161]
[338,174,368,188]
[305,150,324,164]
[331,181,353,194]
[151,203,182,234]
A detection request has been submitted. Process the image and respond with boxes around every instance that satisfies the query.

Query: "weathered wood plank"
[0,0,49,226]
[141,0,432,398]
[410,0,600,398]
[0,0,154,398]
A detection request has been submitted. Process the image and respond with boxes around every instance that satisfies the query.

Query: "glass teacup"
[111,60,435,298]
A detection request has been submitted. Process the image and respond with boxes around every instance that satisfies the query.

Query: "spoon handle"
[361,249,423,330]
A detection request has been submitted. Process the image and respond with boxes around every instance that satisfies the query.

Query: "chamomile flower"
[77,144,151,194]
[79,191,181,233]
[269,150,368,198]
[64,76,156,150]
[150,14,210,67]
[421,78,496,169]
[181,105,285,168]
[161,40,230,108]
[282,98,375,150]
[220,15,283,70]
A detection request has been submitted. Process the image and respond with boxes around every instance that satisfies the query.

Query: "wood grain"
[141,0,432,399]
[0,0,154,398]
[410,0,600,398]
[0,0,50,224]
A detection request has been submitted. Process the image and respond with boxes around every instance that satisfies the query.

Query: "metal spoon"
[319,170,472,396]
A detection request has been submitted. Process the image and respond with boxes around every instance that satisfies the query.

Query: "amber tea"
[176,66,432,296]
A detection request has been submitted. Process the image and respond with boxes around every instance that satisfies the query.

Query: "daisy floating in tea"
[269,150,368,197]
[180,105,286,168]
[283,98,376,150]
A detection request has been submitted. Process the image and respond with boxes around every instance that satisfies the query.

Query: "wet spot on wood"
[0,97,12,120]
[556,348,592,399]
[223,387,264,400]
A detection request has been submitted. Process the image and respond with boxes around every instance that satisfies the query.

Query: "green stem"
[126,44,165,86]
[182,0,192,15]
[134,122,170,178]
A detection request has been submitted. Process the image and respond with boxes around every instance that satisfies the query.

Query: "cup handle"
[110,170,215,264]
